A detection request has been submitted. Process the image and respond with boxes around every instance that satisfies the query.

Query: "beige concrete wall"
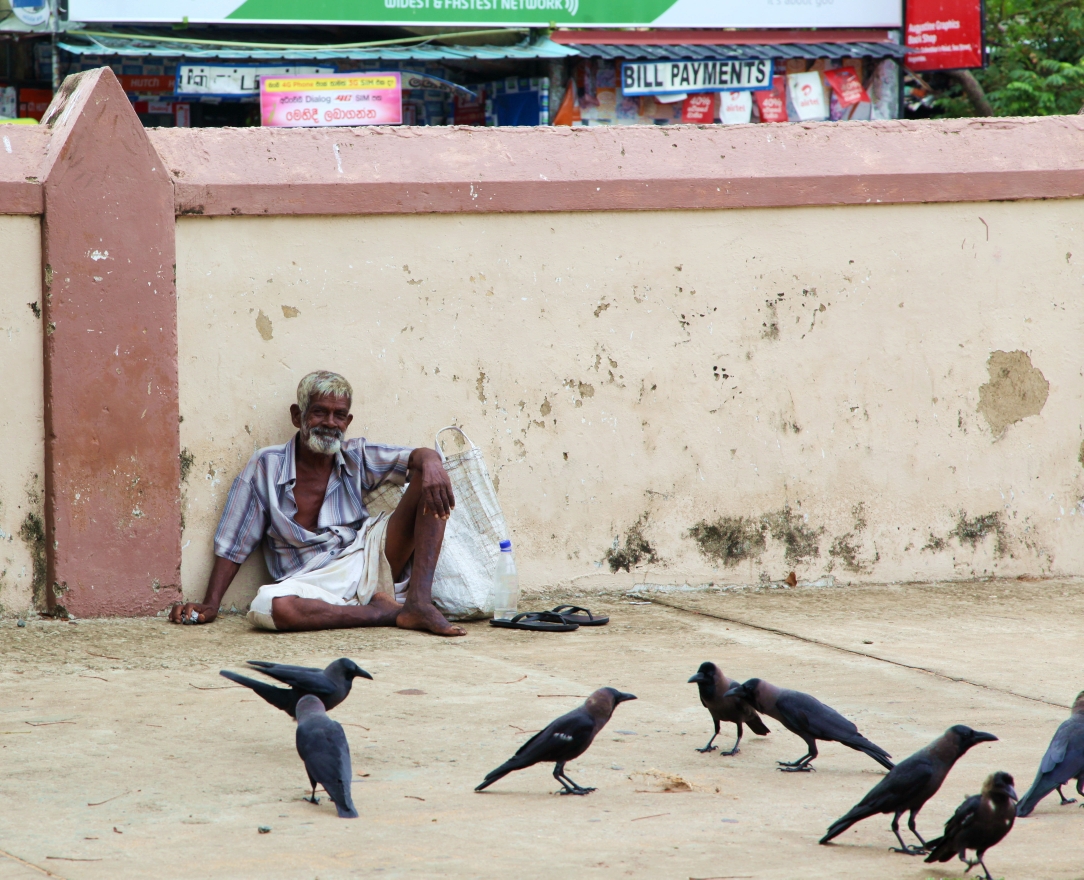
[176,202,1084,606]
[0,216,44,616]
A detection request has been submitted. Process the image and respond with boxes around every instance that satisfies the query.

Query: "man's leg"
[270,592,400,632]
[384,475,466,636]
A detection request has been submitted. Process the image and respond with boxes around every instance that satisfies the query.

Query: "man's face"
[291,393,353,456]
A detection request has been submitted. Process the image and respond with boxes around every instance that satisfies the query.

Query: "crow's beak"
[1007,785,1019,803]
[616,692,638,703]
[972,731,999,745]
[357,668,374,681]
[688,673,704,684]
[723,686,743,699]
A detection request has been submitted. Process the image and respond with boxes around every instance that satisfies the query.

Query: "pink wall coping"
[148,115,1084,218]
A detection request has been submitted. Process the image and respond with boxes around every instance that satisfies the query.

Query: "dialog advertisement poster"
[260,73,402,128]
[905,0,984,71]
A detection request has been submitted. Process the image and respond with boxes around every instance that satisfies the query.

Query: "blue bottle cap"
[499,539,512,551]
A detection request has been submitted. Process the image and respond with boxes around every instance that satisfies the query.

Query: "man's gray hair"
[297,370,353,414]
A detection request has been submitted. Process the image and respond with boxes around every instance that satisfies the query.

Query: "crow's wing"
[852,753,936,813]
[249,661,338,697]
[941,793,982,840]
[776,690,858,740]
[297,718,351,787]
[1040,718,1084,774]
[513,710,597,765]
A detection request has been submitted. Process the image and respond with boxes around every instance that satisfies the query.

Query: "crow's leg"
[719,722,743,757]
[905,809,928,851]
[966,852,994,880]
[1056,784,1078,806]
[697,721,719,753]
[558,769,595,795]
[1076,776,1084,798]
[553,763,594,796]
[778,740,817,772]
[305,783,320,805]
[889,812,925,855]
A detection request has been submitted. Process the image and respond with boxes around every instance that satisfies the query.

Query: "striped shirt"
[213,433,412,582]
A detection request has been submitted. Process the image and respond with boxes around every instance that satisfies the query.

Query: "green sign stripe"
[229,0,677,25]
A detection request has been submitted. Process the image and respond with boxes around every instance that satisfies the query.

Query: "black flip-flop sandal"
[549,605,609,626]
[489,611,579,632]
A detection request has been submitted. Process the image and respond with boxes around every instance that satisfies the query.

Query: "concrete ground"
[1,579,1082,880]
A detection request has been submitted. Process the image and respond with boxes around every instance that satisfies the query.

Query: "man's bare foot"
[396,603,466,637]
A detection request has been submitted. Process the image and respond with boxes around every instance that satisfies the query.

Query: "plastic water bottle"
[492,540,520,620]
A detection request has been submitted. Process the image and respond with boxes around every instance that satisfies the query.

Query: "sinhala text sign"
[66,0,902,27]
[621,60,772,96]
[260,74,402,127]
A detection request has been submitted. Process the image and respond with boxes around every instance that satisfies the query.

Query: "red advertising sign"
[754,76,788,123]
[17,87,52,121]
[118,74,176,95]
[823,68,870,108]
[681,93,715,124]
[905,0,984,71]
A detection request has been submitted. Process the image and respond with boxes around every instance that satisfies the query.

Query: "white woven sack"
[361,426,509,620]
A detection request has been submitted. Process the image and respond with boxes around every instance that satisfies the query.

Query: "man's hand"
[168,557,241,626]
[411,448,455,520]
[168,602,218,625]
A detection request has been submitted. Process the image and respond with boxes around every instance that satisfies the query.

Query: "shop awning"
[57,32,582,62]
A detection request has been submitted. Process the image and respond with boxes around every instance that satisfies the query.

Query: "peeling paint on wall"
[255,309,273,340]
[977,350,1049,434]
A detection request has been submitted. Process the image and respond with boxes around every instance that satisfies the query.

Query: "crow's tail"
[474,757,524,792]
[1015,777,1053,817]
[819,801,877,845]
[331,784,359,819]
[922,834,955,863]
[842,735,894,771]
[219,670,295,715]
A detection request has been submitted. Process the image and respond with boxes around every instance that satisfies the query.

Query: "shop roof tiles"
[570,42,908,61]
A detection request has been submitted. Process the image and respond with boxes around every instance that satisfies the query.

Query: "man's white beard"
[303,426,343,456]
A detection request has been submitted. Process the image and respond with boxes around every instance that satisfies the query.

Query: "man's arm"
[408,446,455,520]
[168,556,242,624]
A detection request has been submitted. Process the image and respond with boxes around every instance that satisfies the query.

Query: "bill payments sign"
[260,74,402,127]
[66,0,903,27]
[622,60,772,96]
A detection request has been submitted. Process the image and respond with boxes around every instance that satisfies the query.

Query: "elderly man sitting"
[170,370,466,637]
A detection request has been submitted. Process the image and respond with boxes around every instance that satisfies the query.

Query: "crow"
[219,658,372,717]
[295,694,358,818]
[924,771,1018,880]
[1016,690,1084,817]
[724,677,893,772]
[475,687,637,795]
[688,662,770,755]
[820,725,999,853]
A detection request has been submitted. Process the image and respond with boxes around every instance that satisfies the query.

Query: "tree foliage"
[933,0,1084,116]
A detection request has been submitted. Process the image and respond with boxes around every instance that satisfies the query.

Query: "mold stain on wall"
[688,506,823,568]
[688,515,767,567]
[606,515,658,573]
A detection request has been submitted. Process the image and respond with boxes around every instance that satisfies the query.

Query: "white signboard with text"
[622,60,772,97]
[66,0,902,28]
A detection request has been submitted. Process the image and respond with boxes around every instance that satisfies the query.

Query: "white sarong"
[247,512,409,631]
